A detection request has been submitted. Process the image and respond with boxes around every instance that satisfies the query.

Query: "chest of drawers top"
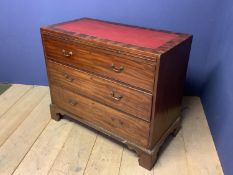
[41,18,190,58]
[41,18,191,91]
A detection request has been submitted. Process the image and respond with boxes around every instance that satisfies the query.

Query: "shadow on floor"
[0,84,11,95]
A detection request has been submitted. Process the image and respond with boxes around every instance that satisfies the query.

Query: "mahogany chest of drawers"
[40,18,192,170]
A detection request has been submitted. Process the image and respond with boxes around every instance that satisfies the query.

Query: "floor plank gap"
[117,147,124,175]
[0,86,49,147]
[0,85,223,175]
[46,123,75,175]
[10,118,51,175]
[13,119,73,175]
[0,85,33,118]
[82,135,98,175]
[0,94,51,175]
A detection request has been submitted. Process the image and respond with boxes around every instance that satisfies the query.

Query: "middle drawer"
[47,60,152,121]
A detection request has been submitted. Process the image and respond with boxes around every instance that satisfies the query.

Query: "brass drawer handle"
[62,49,73,57]
[110,63,124,73]
[111,91,123,101]
[64,73,75,82]
[68,99,78,106]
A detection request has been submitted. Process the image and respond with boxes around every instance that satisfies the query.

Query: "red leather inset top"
[55,19,178,49]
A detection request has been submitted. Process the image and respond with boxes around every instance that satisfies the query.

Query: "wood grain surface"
[0,85,224,175]
[50,85,150,147]
[43,36,156,92]
[41,18,193,169]
[47,60,152,121]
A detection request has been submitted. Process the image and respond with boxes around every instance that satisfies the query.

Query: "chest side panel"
[148,37,193,148]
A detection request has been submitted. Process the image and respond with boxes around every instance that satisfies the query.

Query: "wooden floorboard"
[119,147,153,175]
[83,135,123,175]
[0,84,32,117]
[0,94,51,175]
[0,85,224,175]
[181,97,224,175]
[0,86,48,146]
[13,120,73,175]
[153,130,189,175]
[48,123,97,175]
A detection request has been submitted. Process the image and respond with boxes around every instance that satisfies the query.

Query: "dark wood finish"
[41,18,192,170]
[50,85,150,147]
[50,101,181,171]
[148,37,193,149]
[136,117,181,170]
[47,60,152,121]
[43,36,156,92]
[50,103,61,121]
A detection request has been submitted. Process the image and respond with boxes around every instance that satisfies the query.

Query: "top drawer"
[42,36,156,92]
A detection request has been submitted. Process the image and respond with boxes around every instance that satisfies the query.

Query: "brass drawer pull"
[68,99,78,106]
[111,91,123,101]
[110,63,124,73]
[64,73,75,82]
[62,49,73,57]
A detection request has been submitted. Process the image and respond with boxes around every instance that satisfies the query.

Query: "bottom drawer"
[50,85,150,147]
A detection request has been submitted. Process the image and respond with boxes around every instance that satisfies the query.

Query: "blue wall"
[201,1,233,174]
[0,0,219,95]
[1,1,232,174]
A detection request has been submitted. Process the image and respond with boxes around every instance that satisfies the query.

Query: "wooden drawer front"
[43,37,155,92]
[50,85,150,147]
[47,60,152,121]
